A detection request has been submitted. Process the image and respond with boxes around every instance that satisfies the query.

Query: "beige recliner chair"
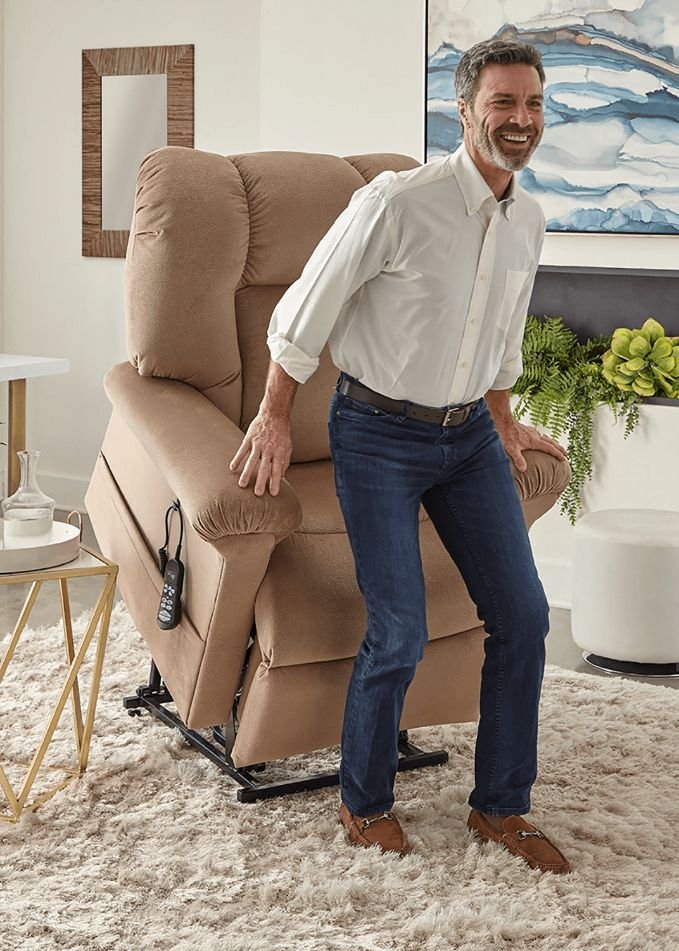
[85,145,570,802]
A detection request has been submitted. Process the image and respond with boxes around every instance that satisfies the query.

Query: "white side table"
[0,355,70,494]
[571,509,679,677]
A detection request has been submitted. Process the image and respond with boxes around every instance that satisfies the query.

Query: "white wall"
[2,0,260,510]
[3,0,678,607]
[259,0,424,156]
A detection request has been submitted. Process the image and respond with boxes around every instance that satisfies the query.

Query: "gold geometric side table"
[0,543,118,823]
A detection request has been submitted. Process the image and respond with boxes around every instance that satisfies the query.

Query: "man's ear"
[458,97,467,132]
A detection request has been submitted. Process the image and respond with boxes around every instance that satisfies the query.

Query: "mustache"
[496,125,536,135]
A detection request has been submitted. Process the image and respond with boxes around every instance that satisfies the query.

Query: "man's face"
[459,63,544,172]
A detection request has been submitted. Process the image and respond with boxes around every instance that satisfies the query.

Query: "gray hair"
[455,38,545,106]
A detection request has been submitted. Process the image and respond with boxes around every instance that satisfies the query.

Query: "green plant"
[601,318,679,398]
[510,315,643,525]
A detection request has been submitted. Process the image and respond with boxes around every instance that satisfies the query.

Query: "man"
[229,39,572,875]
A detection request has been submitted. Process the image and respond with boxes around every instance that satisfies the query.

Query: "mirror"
[82,45,194,257]
[101,75,167,231]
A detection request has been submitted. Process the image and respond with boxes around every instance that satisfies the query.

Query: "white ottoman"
[571,509,679,677]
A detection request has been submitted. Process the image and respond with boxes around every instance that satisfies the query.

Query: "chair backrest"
[125,147,419,462]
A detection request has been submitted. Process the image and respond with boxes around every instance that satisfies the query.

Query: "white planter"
[517,396,679,609]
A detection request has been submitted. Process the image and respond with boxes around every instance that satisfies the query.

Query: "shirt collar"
[450,144,516,221]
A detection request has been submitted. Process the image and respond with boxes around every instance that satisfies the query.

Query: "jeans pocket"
[335,394,396,420]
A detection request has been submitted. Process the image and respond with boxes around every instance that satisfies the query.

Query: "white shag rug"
[1,601,678,951]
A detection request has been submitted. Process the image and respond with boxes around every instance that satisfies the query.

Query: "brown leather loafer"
[339,802,412,857]
[467,808,571,874]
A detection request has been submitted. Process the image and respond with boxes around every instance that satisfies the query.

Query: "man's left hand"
[494,418,568,473]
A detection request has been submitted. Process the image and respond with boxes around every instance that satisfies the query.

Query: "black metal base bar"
[583,651,679,678]
[232,735,449,804]
[123,662,449,803]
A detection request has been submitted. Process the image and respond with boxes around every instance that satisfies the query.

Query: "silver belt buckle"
[443,406,463,427]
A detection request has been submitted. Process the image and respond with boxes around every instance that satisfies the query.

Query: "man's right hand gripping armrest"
[229,360,299,498]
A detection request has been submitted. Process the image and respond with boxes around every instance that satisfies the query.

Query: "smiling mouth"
[500,133,531,144]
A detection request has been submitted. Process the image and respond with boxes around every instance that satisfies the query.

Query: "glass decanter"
[2,449,56,538]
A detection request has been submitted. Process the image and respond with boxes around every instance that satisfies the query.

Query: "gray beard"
[471,121,541,172]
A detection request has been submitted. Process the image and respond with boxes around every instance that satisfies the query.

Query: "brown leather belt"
[337,377,479,427]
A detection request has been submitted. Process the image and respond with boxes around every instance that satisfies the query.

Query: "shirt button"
[479,274,486,281]
[470,319,476,324]
[461,361,468,368]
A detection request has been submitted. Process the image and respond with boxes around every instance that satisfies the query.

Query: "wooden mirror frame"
[82,44,194,258]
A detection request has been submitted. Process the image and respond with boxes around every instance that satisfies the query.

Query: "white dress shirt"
[267,144,545,407]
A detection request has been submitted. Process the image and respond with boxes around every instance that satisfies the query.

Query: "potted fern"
[510,316,679,525]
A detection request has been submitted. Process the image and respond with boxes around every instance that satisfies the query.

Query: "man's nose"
[510,104,533,128]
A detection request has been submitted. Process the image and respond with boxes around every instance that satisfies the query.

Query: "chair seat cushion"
[255,460,481,669]
[284,459,428,534]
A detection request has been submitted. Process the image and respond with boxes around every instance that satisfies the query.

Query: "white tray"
[0,521,81,574]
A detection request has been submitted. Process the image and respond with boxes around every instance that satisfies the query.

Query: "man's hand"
[229,359,299,497]
[494,417,568,473]
[229,408,293,497]
[484,387,567,473]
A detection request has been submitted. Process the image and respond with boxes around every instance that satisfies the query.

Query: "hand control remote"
[157,557,184,630]
[156,499,185,631]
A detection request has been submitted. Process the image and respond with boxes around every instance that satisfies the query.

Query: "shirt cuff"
[491,357,522,391]
[267,333,320,384]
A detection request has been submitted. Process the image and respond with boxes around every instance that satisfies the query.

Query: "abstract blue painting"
[426,0,679,233]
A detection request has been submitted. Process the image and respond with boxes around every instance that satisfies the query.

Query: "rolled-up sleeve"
[490,225,544,391]
[267,182,396,384]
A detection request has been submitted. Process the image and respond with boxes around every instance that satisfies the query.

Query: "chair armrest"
[103,362,302,544]
[512,449,571,502]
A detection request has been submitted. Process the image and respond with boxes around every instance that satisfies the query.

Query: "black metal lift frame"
[123,642,449,803]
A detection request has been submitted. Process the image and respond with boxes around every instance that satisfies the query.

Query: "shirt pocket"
[498,269,529,334]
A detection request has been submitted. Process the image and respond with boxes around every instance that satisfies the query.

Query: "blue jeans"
[328,372,550,818]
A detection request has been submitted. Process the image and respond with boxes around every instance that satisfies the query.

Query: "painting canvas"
[426,0,679,234]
